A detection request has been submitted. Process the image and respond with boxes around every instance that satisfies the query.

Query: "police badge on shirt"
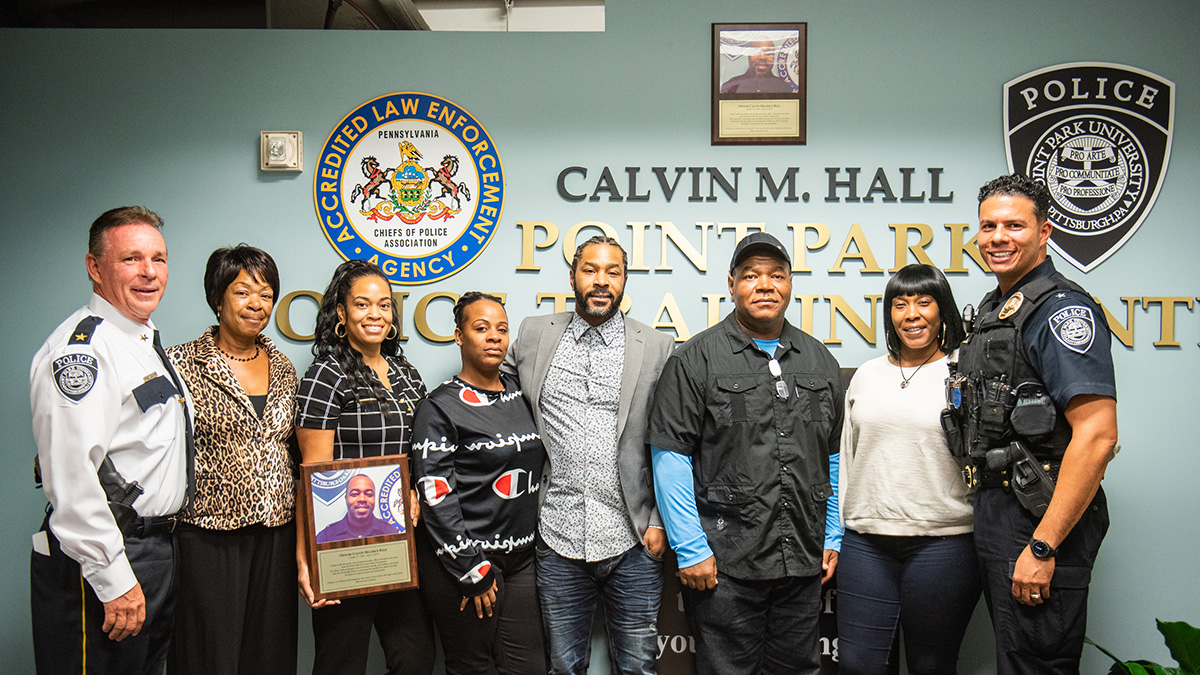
[52,353,98,401]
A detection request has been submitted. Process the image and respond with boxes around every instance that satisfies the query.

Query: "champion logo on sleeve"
[459,560,492,585]
[418,475,452,505]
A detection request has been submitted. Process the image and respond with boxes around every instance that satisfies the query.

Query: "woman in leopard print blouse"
[166,246,300,675]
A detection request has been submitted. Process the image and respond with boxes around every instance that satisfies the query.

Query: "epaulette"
[67,316,103,345]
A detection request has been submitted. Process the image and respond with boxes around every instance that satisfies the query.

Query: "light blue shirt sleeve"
[825,452,842,551]
[651,446,713,569]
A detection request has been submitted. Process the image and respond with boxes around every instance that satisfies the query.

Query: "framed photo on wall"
[301,455,418,602]
[712,22,807,145]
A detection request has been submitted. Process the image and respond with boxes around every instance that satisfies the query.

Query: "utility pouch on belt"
[940,408,965,459]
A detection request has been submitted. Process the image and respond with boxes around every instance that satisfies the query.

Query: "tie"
[152,330,196,508]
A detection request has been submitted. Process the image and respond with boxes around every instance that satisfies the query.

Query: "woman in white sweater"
[836,264,980,675]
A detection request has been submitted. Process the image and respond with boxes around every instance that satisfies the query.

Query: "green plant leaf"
[1126,659,1184,675]
[1158,620,1200,673]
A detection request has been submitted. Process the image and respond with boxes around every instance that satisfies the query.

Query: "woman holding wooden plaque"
[295,259,433,675]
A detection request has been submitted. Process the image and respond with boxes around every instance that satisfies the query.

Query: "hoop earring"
[937,323,946,348]
[334,322,347,338]
[386,324,398,340]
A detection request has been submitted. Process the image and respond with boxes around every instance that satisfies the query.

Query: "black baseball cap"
[729,232,791,274]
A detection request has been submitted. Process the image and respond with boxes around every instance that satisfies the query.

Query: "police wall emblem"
[314,92,505,285]
[1049,306,1095,354]
[52,353,97,402]
[1005,63,1174,272]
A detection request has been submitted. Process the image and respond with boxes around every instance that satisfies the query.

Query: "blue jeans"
[535,537,662,675]
[836,529,981,675]
[682,572,822,675]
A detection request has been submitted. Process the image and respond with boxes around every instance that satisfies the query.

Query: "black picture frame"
[712,22,807,145]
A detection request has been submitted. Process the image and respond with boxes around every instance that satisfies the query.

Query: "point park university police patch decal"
[1049,305,1095,354]
[314,93,505,285]
[1005,63,1174,273]
[53,353,98,401]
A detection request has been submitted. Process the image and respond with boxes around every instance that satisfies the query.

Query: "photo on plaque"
[302,456,418,601]
[712,22,807,145]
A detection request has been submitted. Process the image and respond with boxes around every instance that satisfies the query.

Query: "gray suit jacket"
[502,311,673,540]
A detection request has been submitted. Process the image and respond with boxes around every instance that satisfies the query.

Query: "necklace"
[218,343,260,362]
[898,349,937,389]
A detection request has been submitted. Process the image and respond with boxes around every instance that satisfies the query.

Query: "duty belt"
[974,462,1061,490]
[127,514,182,538]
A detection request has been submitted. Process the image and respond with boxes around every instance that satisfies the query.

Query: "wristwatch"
[1029,538,1058,560]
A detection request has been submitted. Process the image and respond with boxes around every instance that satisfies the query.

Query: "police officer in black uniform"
[946,174,1117,674]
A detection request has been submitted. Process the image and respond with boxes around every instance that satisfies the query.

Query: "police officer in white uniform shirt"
[29,206,191,675]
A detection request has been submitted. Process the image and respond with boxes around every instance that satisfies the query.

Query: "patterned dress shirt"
[538,313,637,561]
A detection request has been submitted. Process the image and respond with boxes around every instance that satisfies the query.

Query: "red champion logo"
[458,387,494,407]
[461,561,492,584]
[418,476,452,505]
[492,469,527,500]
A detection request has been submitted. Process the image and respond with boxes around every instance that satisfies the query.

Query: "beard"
[575,287,624,322]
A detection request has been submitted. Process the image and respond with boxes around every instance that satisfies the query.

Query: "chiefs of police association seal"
[314,92,505,285]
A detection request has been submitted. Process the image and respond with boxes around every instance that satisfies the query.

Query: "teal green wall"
[2,0,1197,671]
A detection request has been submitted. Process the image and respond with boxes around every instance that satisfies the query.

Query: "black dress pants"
[31,514,177,675]
[168,523,298,675]
[974,486,1109,675]
[310,578,435,675]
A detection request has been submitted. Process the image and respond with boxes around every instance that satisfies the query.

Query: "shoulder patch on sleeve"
[52,353,99,401]
[67,316,104,345]
[1048,305,1095,354]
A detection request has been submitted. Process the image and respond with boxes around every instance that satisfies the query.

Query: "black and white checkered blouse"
[295,353,427,459]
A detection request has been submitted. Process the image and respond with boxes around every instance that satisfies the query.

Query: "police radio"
[961,304,976,336]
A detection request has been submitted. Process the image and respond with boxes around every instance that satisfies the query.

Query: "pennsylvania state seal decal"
[314,92,505,285]
[1004,63,1174,273]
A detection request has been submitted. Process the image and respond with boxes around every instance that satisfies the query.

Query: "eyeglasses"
[768,358,789,400]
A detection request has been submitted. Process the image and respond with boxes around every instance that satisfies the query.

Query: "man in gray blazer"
[503,235,673,675]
